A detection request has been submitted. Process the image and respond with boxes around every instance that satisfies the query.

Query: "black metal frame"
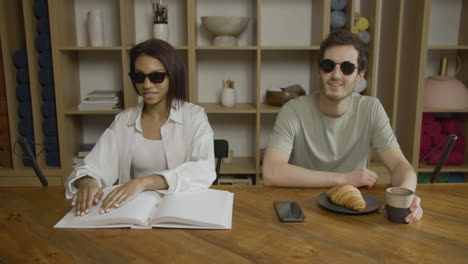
[213,139,228,185]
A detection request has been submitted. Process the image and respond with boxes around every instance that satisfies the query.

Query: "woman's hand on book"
[72,177,104,216]
[99,178,145,214]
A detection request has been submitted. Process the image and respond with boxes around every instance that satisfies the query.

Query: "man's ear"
[357,70,366,81]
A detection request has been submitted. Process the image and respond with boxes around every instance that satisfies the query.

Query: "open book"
[54,186,234,229]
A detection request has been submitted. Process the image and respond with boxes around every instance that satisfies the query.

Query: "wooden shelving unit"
[2,0,465,186]
[416,0,468,181]
[377,0,468,182]
[0,0,65,185]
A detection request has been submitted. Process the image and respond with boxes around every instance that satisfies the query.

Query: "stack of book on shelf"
[78,90,122,111]
[73,143,95,168]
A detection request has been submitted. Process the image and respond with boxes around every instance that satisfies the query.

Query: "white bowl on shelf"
[201,16,249,46]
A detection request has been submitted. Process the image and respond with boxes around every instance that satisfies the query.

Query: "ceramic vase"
[221,88,236,107]
[423,56,468,109]
[423,76,468,109]
[87,9,105,46]
[153,23,169,42]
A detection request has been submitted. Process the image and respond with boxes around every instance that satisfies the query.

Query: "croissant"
[327,184,366,211]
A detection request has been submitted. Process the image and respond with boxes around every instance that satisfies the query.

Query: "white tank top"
[132,137,168,178]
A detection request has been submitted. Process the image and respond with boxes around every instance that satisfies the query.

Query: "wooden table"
[0,184,467,263]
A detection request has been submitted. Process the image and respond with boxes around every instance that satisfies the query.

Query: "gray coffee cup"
[385,187,414,224]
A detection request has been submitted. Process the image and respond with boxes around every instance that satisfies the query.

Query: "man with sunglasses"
[262,30,423,223]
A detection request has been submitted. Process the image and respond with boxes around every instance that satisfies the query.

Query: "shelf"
[260,0,317,46]
[197,50,256,105]
[64,109,123,115]
[58,46,122,51]
[196,46,257,50]
[201,103,256,114]
[71,0,121,47]
[196,0,256,47]
[423,108,468,113]
[259,103,281,113]
[260,50,312,106]
[195,46,320,50]
[428,45,468,50]
[0,167,66,177]
[124,45,189,51]
[219,157,256,174]
[418,163,468,173]
[261,46,320,50]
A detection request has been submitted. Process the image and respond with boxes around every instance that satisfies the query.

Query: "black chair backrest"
[213,139,229,185]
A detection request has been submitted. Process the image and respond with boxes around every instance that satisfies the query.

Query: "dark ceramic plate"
[317,192,381,215]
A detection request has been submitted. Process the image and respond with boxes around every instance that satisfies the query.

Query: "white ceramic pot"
[87,9,105,46]
[221,88,236,107]
[153,23,169,42]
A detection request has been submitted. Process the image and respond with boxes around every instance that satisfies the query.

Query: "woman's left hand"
[100,178,145,214]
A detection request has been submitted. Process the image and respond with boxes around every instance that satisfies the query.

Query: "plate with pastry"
[317,184,381,215]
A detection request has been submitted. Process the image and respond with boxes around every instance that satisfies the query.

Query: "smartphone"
[274,201,305,222]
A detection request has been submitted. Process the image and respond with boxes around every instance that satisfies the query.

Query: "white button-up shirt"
[65,100,216,199]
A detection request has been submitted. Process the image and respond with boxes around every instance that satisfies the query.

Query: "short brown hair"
[129,39,186,107]
[318,30,368,73]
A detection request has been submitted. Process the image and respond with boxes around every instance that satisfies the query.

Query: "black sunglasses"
[319,59,357,75]
[129,71,168,83]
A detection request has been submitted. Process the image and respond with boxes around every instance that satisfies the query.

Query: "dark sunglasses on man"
[319,59,357,75]
[129,71,168,84]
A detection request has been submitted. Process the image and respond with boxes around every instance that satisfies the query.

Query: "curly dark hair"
[129,38,186,108]
[318,30,368,73]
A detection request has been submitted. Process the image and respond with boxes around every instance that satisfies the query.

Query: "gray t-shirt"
[267,92,399,172]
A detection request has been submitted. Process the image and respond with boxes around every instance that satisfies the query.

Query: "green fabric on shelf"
[418,172,449,183]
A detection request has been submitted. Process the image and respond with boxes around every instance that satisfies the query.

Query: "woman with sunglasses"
[65,39,216,216]
[262,30,423,223]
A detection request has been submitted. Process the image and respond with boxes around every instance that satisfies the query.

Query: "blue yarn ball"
[331,0,348,11]
[358,30,371,44]
[12,50,28,68]
[330,11,346,29]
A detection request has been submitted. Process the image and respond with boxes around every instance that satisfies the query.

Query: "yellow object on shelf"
[439,56,447,76]
[355,16,369,31]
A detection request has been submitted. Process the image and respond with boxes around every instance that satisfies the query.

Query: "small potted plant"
[152,0,169,41]
[220,79,236,107]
